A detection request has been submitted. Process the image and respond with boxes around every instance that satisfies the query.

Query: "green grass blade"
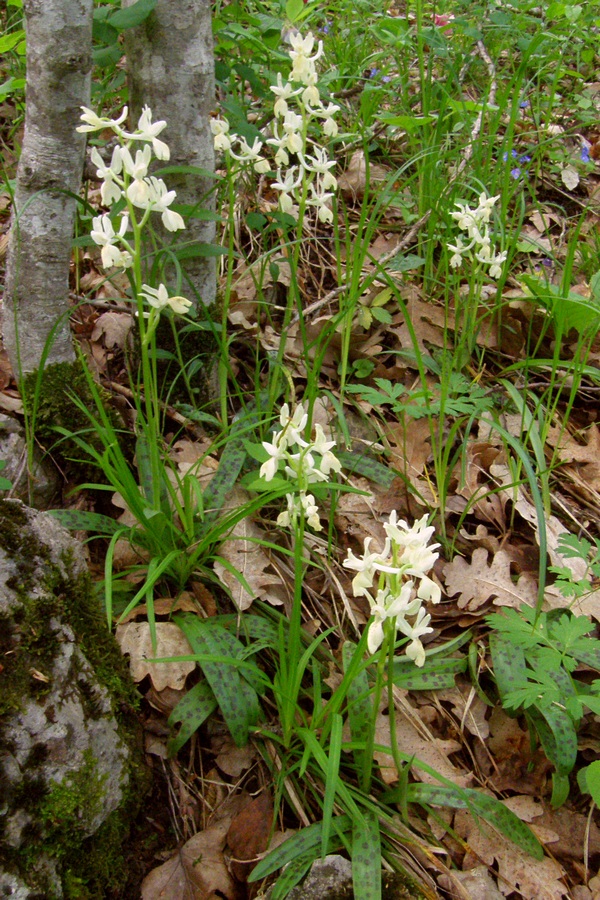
[321,713,343,858]
[248,815,352,883]
[352,809,382,900]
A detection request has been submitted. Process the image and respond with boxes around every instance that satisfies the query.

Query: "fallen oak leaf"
[443,547,538,611]
[116,621,196,691]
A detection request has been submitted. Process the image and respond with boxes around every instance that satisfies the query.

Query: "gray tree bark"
[122,0,217,309]
[3,0,93,376]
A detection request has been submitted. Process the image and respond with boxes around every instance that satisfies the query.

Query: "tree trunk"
[122,0,217,309]
[3,0,93,376]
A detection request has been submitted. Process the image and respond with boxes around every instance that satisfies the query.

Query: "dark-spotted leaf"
[167,679,217,756]
[248,815,351,882]
[400,784,544,860]
[352,809,381,900]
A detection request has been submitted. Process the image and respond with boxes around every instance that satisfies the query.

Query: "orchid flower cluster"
[260,402,342,532]
[447,192,507,280]
[344,513,441,665]
[77,105,191,318]
[211,31,340,224]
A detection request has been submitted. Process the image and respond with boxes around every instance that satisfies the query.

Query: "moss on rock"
[0,500,149,899]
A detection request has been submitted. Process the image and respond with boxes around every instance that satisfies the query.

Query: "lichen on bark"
[3,0,94,378]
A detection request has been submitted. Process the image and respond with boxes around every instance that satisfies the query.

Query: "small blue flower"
[369,68,379,78]
[581,146,591,163]
[503,149,518,162]
[541,258,553,267]
[382,75,391,83]
[510,167,522,179]
[520,99,529,109]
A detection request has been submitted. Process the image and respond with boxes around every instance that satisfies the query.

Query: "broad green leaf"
[175,615,260,746]
[108,0,156,30]
[401,784,544,860]
[0,30,25,53]
[285,0,304,22]
[489,633,528,701]
[167,680,217,756]
[551,772,570,808]
[337,450,396,488]
[578,760,600,805]
[46,508,122,535]
[352,810,381,900]
[248,815,351,882]
[393,656,466,691]
[528,705,577,777]
[343,642,372,776]
[176,243,230,259]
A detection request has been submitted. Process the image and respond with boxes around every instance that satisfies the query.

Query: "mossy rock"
[22,359,130,492]
[0,500,149,899]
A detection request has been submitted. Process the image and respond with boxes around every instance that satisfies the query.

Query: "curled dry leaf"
[116,621,196,691]
[141,818,240,900]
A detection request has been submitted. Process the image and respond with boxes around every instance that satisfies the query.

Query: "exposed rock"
[0,500,147,898]
[0,413,61,508]
[285,855,353,899]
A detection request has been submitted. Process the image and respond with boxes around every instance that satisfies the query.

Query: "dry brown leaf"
[213,489,282,610]
[91,311,133,349]
[455,807,569,899]
[141,818,240,900]
[0,348,13,390]
[386,417,432,489]
[438,865,504,900]
[226,791,273,882]
[457,441,506,528]
[115,622,196,691]
[443,547,538,611]
[215,741,256,778]
[436,685,490,741]
[0,391,23,414]
[491,462,588,581]
[374,707,469,787]
[391,292,448,352]
[551,424,600,491]
[337,149,390,200]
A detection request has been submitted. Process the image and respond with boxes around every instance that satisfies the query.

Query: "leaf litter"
[5,7,600,899]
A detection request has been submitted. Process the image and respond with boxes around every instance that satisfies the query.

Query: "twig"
[292,211,432,324]
[455,39,497,177]
[105,380,206,439]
